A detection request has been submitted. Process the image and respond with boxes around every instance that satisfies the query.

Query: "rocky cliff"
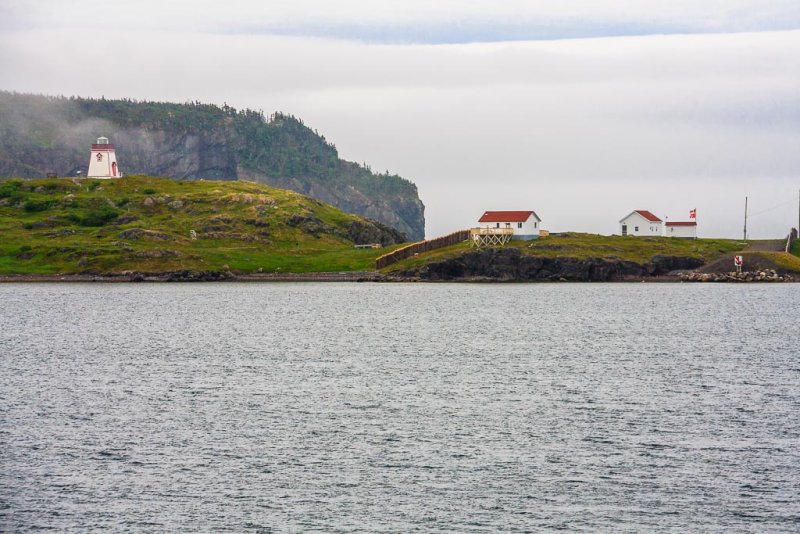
[0,92,425,240]
[398,248,705,281]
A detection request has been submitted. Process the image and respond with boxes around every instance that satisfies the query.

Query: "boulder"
[287,214,330,237]
[345,219,406,246]
[118,228,175,241]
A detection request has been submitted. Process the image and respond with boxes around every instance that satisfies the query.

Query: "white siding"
[620,213,661,236]
[666,225,697,238]
[87,148,120,178]
[479,215,540,237]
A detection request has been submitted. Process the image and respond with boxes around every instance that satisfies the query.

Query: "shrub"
[0,179,24,199]
[142,188,157,195]
[23,199,54,212]
[69,205,120,226]
[88,181,100,191]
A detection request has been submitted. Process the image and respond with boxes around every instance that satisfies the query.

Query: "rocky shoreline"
[393,248,706,282]
[0,270,385,283]
[680,269,792,283]
[0,254,796,284]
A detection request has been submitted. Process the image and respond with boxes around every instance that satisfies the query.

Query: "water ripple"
[1,283,799,531]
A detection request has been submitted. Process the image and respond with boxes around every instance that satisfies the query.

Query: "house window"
[534,222,537,228]
[635,226,639,232]
[505,223,511,228]
[496,223,500,228]
[517,222,522,229]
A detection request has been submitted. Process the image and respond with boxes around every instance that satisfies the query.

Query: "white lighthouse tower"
[87,136,121,178]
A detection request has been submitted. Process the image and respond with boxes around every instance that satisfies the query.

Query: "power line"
[747,198,795,219]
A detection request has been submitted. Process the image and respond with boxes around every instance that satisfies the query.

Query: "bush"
[88,181,101,191]
[0,179,24,199]
[23,199,54,212]
[142,188,157,195]
[117,197,130,207]
[69,205,120,226]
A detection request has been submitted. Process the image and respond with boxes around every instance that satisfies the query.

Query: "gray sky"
[1,1,798,238]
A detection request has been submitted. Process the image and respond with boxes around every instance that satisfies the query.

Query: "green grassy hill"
[382,233,747,273]
[0,176,405,274]
[381,232,800,279]
[0,91,426,240]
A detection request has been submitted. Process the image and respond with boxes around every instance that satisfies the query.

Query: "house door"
[621,224,627,236]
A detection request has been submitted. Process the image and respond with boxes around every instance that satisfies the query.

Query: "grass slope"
[383,233,748,273]
[0,176,401,274]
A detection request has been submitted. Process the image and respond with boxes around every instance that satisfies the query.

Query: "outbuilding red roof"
[666,221,697,226]
[478,210,538,223]
[634,210,662,222]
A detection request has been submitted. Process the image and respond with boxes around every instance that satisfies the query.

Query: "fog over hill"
[0,92,425,240]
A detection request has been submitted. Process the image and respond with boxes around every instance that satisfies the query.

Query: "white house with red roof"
[477,210,542,240]
[619,210,662,236]
[666,221,697,238]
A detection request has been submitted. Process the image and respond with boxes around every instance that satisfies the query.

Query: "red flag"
[689,208,696,219]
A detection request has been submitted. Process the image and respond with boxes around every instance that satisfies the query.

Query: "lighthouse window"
[96,153,103,161]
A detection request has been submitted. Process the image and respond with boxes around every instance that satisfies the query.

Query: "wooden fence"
[375,229,470,270]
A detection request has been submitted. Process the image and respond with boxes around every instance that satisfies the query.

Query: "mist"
[1,15,798,238]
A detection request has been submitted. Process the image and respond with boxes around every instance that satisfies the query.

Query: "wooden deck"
[470,227,514,247]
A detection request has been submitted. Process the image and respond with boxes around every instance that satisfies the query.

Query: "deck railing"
[469,227,515,237]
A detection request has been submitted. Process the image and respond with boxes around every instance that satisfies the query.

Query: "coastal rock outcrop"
[681,269,790,283]
[163,270,235,282]
[287,214,406,245]
[399,248,705,281]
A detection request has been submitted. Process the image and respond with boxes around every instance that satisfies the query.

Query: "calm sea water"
[1,283,799,532]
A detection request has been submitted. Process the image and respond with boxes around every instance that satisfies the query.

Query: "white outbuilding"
[477,210,542,240]
[666,221,697,239]
[619,210,662,236]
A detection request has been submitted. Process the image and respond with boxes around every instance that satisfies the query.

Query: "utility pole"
[743,196,748,241]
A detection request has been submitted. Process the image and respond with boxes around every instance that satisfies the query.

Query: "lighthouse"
[87,136,121,178]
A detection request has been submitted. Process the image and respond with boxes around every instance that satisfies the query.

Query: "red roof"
[634,210,662,222]
[478,210,538,223]
[666,221,697,226]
